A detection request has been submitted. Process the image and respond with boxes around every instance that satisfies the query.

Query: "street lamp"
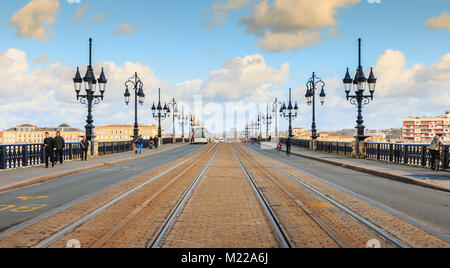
[343,38,377,158]
[262,104,272,139]
[73,38,107,141]
[151,88,169,138]
[167,98,179,137]
[178,106,189,139]
[305,72,326,140]
[280,88,299,138]
[124,72,145,140]
[272,98,282,138]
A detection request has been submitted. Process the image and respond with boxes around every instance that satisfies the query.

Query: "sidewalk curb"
[0,144,188,193]
[284,149,450,193]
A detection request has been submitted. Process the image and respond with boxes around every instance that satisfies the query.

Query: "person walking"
[80,136,89,161]
[137,135,144,154]
[53,131,65,165]
[43,132,54,168]
[430,133,445,172]
[154,136,159,149]
[286,137,292,156]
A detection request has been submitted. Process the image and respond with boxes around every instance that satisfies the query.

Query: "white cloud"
[208,0,256,26]
[256,31,323,52]
[198,54,290,101]
[113,24,135,35]
[33,53,52,63]
[237,0,360,52]
[425,11,450,30]
[9,0,60,42]
[73,3,91,21]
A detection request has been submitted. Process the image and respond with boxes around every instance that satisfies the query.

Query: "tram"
[191,126,208,144]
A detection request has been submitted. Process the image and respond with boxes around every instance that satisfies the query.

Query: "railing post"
[69,144,73,160]
[0,146,6,169]
[404,145,409,165]
[421,145,427,167]
[22,145,28,167]
[443,146,449,170]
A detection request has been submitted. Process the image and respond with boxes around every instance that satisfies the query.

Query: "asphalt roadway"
[0,144,204,236]
[246,144,450,243]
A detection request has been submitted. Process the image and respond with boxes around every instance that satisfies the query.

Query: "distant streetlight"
[262,104,272,138]
[167,98,179,137]
[151,88,169,138]
[305,72,326,140]
[178,106,189,139]
[124,72,145,140]
[272,98,282,138]
[280,88,299,137]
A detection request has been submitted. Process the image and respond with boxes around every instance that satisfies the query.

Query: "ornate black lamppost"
[262,104,272,138]
[280,88,299,137]
[272,98,282,138]
[244,123,249,141]
[305,72,326,140]
[167,98,179,137]
[178,106,189,139]
[252,116,261,138]
[151,88,169,138]
[124,72,145,140]
[73,38,107,141]
[343,38,377,158]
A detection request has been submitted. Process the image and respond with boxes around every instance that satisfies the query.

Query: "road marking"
[0,205,15,211]
[0,204,48,213]
[17,196,48,201]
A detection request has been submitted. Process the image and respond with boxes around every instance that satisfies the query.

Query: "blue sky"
[0,0,449,135]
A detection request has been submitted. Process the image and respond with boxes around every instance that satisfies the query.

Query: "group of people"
[43,132,90,168]
[132,136,159,154]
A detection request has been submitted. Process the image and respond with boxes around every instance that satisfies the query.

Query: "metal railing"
[0,142,83,169]
[0,138,186,170]
[98,141,134,156]
[280,138,352,155]
[365,142,449,169]
[316,141,353,156]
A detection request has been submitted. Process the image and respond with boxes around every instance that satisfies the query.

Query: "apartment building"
[403,112,450,143]
[94,124,158,142]
[2,124,84,145]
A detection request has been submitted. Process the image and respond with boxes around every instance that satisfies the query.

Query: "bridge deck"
[0,143,448,248]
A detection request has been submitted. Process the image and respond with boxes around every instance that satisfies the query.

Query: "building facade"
[94,124,158,142]
[403,112,450,143]
[2,124,84,145]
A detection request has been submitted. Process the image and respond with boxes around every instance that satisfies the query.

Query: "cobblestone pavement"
[158,143,283,248]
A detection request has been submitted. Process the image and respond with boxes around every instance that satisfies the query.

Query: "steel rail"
[231,144,292,248]
[234,144,349,248]
[150,143,222,248]
[241,144,407,249]
[34,144,213,248]
[91,144,219,248]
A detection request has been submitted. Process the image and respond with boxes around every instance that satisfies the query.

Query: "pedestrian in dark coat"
[80,136,89,161]
[154,136,159,149]
[53,131,65,164]
[286,137,292,156]
[43,132,54,168]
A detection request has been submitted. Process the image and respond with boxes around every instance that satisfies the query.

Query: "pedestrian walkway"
[0,143,187,192]
[259,142,450,192]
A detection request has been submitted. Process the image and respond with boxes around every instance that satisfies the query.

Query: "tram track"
[236,143,407,248]
[32,144,218,248]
